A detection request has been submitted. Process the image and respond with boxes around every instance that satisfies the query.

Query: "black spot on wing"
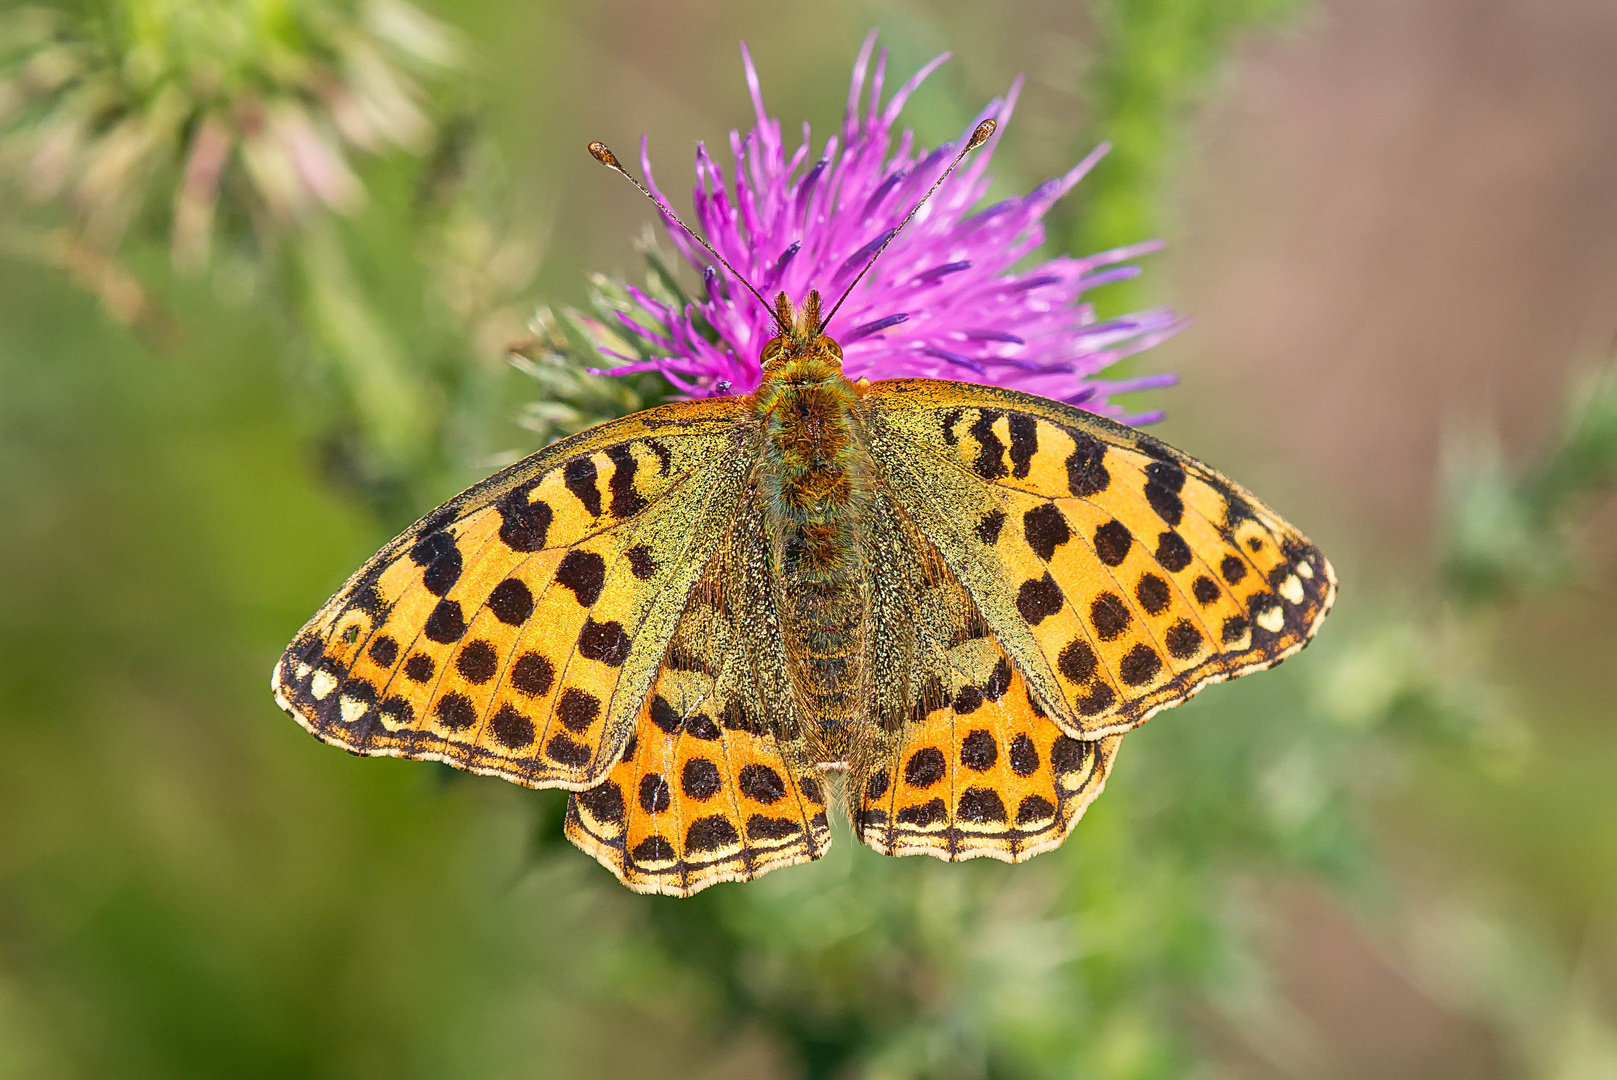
[1093,520,1132,567]
[563,456,601,517]
[982,658,1011,701]
[1136,573,1170,615]
[685,815,739,853]
[490,704,534,749]
[1066,433,1109,496]
[555,550,606,607]
[556,688,600,732]
[368,635,398,667]
[1023,503,1071,561]
[969,410,1007,480]
[435,692,477,730]
[1009,734,1039,777]
[738,764,786,805]
[604,444,647,519]
[681,758,723,800]
[1090,593,1131,640]
[1016,574,1064,625]
[487,578,535,625]
[497,489,551,553]
[1007,414,1038,478]
[957,787,1006,824]
[625,545,656,580]
[410,532,462,597]
[650,695,681,734]
[1155,530,1192,573]
[577,618,629,666]
[904,748,946,788]
[1059,639,1098,683]
[746,815,801,841]
[576,778,624,823]
[631,835,674,864]
[639,773,671,813]
[510,651,554,696]
[455,640,498,683]
[960,730,997,771]
[424,600,467,644]
[897,799,945,827]
[1144,462,1185,526]
[1016,794,1054,825]
[1119,644,1162,686]
[1166,619,1203,659]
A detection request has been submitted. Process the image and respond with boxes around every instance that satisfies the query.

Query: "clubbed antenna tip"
[818,114,1000,335]
[587,141,623,171]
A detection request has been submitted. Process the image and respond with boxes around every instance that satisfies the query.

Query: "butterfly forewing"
[867,378,1336,741]
[567,492,833,895]
[273,398,754,789]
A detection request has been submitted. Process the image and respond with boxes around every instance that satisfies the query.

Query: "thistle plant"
[0,0,458,277]
[521,33,1184,445]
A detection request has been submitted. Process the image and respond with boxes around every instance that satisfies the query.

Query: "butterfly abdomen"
[752,364,876,754]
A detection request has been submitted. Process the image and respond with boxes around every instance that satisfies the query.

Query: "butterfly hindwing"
[867,378,1336,740]
[567,492,833,895]
[272,398,755,789]
[855,498,1121,860]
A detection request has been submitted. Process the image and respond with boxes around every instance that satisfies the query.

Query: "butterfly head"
[760,289,844,374]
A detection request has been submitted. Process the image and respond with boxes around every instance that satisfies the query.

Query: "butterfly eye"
[820,337,843,360]
[761,338,785,365]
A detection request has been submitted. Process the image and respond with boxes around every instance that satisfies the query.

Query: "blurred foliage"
[0,0,541,510]
[2,1,1616,1078]
[1072,0,1304,316]
[1443,363,1617,603]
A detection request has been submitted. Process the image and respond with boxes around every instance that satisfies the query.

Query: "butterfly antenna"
[819,118,996,335]
[588,141,784,333]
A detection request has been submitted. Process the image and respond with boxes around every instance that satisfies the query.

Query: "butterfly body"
[273,291,1334,896]
[755,293,880,761]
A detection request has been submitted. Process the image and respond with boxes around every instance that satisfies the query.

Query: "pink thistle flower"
[597,32,1183,424]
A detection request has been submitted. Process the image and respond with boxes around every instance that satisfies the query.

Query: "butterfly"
[273,121,1335,896]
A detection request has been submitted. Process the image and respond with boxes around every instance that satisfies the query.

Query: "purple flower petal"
[604,35,1181,423]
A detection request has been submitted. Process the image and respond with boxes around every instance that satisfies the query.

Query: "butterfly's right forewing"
[867,378,1335,741]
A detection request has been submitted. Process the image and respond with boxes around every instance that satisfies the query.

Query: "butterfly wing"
[867,378,1335,741]
[566,489,834,895]
[272,397,757,790]
[852,492,1121,861]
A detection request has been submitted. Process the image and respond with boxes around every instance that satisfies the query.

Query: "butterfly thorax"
[749,292,876,760]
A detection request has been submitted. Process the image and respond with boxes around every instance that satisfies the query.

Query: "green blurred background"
[2,1,1614,1077]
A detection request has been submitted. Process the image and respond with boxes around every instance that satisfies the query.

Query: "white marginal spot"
[296,662,312,681]
[310,670,338,700]
[1295,561,1314,580]
[1256,605,1285,633]
[340,695,368,725]
[1279,574,1305,604]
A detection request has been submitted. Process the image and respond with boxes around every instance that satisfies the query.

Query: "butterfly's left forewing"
[273,398,755,790]
[867,378,1335,741]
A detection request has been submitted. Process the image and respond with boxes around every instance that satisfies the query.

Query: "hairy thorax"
[750,355,875,760]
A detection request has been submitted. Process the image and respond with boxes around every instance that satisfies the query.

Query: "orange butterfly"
[274,122,1334,896]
